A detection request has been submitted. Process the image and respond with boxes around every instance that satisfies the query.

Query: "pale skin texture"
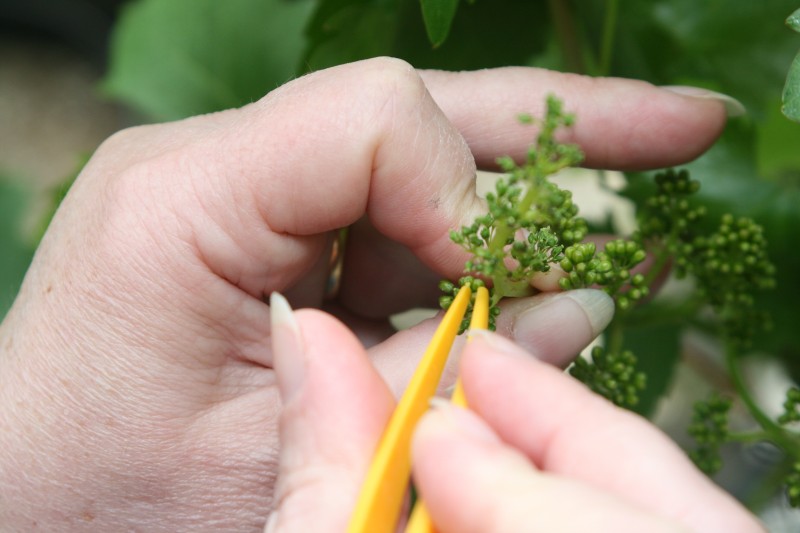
[0,57,758,531]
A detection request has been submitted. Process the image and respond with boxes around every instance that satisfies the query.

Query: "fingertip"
[570,78,729,170]
[660,86,746,118]
[415,400,502,450]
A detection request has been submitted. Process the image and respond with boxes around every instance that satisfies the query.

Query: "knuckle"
[93,123,158,158]
[356,57,429,119]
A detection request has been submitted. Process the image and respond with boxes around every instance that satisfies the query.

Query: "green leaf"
[591,0,800,117]
[397,0,549,70]
[787,7,800,31]
[758,95,800,176]
[0,175,35,319]
[302,0,400,73]
[419,0,460,48]
[303,0,551,74]
[103,0,314,121]
[783,50,800,122]
[617,320,682,417]
[784,8,800,122]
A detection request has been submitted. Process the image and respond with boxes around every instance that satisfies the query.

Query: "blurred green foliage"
[784,7,800,121]
[102,0,314,120]
[0,175,35,318]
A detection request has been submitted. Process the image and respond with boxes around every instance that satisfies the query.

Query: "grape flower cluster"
[558,239,649,311]
[441,95,585,328]
[779,387,800,425]
[440,96,647,402]
[787,462,800,508]
[677,214,776,346]
[568,346,646,409]
[687,393,733,475]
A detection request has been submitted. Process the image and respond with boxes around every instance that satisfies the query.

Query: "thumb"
[266,294,395,532]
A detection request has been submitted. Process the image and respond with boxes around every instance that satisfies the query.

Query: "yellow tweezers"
[347,285,490,533]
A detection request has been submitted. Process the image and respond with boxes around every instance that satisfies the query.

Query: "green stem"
[606,316,625,355]
[547,0,586,74]
[642,245,672,288]
[487,179,542,302]
[598,0,619,76]
[725,342,800,454]
[727,430,772,444]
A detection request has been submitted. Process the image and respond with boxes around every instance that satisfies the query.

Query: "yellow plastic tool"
[346,285,473,533]
[404,286,490,533]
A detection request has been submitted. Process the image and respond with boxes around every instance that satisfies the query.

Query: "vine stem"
[724,341,800,454]
[547,0,585,73]
[598,0,619,76]
[487,175,542,306]
[727,430,772,444]
[642,238,674,288]
[605,316,625,355]
[488,179,539,260]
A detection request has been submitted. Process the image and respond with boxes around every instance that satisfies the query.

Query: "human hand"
[0,57,730,531]
[262,294,762,533]
[410,332,766,533]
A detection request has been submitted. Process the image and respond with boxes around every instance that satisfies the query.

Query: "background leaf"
[787,6,800,31]
[783,8,800,122]
[103,0,315,121]
[622,322,682,417]
[783,50,800,122]
[304,0,551,73]
[569,0,800,117]
[419,0,460,47]
[303,0,400,72]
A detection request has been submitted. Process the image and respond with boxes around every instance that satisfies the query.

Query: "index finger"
[420,68,730,170]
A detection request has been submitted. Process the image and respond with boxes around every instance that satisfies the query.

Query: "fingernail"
[513,289,614,352]
[660,85,746,117]
[270,292,305,402]
[427,397,500,445]
[264,512,279,533]
[561,289,615,337]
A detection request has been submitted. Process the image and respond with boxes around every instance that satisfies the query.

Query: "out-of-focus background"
[2,0,800,529]
[1,0,127,310]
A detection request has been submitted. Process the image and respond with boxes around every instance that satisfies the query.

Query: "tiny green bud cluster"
[787,462,800,508]
[559,239,648,311]
[678,214,775,346]
[638,168,706,242]
[779,387,800,425]
[636,168,775,348]
[441,95,585,323]
[687,393,732,475]
[569,346,646,408]
[439,277,500,333]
